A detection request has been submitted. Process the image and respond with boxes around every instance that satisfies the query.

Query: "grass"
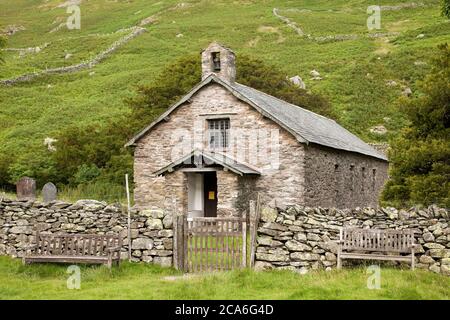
[186,235,248,271]
[0,256,448,300]
[57,182,132,205]
[0,181,133,205]
[1,0,449,181]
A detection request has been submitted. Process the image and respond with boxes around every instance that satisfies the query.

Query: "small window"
[349,165,355,191]
[212,52,221,71]
[208,119,229,149]
[372,168,377,191]
[334,164,340,202]
[361,167,366,192]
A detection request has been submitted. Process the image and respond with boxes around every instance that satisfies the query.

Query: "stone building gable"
[133,83,305,210]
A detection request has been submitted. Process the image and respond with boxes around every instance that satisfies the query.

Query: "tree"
[128,53,334,130]
[52,118,134,185]
[0,153,12,189]
[443,0,450,18]
[382,43,450,207]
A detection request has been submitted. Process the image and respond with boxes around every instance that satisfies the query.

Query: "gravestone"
[16,177,36,200]
[42,182,57,203]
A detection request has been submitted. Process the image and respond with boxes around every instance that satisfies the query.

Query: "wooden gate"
[174,215,247,273]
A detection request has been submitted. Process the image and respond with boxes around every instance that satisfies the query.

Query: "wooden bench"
[23,232,122,269]
[337,228,416,270]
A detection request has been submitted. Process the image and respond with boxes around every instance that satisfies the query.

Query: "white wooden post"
[125,174,132,261]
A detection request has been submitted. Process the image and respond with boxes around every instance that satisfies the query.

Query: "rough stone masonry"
[0,198,174,267]
[255,204,450,276]
[1,197,449,276]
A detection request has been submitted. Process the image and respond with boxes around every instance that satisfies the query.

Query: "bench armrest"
[106,246,121,253]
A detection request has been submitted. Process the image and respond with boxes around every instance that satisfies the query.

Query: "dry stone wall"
[0,198,173,267]
[255,205,450,276]
[2,196,449,276]
[0,27,146,86]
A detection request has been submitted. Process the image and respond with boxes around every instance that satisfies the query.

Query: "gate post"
[172,197,185,271]
[182,214,188,272]
[176,214,185,271]
[172,197,178,270]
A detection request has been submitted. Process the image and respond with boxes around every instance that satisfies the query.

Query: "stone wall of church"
[303,144,389,208]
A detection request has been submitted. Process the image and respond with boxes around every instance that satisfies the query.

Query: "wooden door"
[203,172,217,217]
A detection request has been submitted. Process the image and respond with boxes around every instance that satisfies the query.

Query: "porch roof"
[153,149,261,176]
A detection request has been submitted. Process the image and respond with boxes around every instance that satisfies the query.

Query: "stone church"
[126,43,388,216]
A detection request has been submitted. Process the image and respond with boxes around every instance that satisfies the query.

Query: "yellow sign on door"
[208,191,215,200]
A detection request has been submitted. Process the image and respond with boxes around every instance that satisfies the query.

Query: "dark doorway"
[203,172,217,217]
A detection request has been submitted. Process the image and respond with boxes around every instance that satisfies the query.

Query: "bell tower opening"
[201,42,236,83]
[212,52,221,71]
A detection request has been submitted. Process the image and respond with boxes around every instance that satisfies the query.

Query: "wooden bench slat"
[338,227,415,270]
[23,232,121,268]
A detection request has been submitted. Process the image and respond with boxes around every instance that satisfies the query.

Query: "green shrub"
[73,164,101,185]
[7,150,58,188]
[382,43,450,207]
[443,0,450,18]
[0,153,12,189]
[52,117,134,186]
[58,182,129,204]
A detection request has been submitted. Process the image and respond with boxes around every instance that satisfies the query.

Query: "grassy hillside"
[0,0,449,187]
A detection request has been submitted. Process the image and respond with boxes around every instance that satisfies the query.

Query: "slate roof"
[126,75,387,161]
[230,82,387,160]
[153,149,261,176]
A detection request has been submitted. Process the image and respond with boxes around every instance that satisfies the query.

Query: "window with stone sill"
[208,118,230,149]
